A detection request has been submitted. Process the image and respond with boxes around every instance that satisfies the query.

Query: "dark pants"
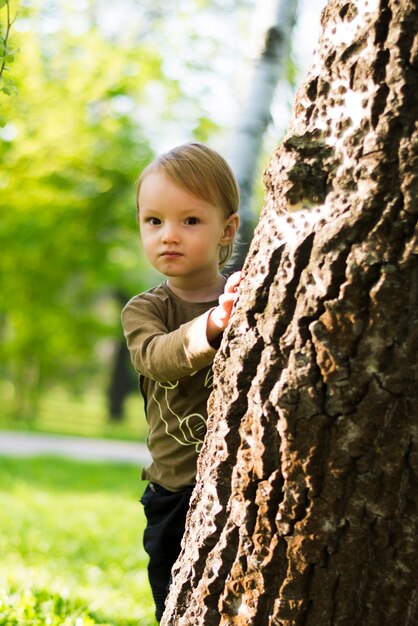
[140,482,193,623]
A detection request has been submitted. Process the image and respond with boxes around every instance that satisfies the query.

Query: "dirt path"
[0,430,151,466]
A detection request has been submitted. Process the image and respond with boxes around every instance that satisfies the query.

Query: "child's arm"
[123,296,221,382]
[206,271,242,345]
[122,272,242,382]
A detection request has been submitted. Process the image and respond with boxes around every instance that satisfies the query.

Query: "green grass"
[0,385,148,442]
[0,456,157,626]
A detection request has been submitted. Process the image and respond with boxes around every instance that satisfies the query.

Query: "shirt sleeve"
[121,296,218,382]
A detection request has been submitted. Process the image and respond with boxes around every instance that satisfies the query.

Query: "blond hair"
[137,142,240,268]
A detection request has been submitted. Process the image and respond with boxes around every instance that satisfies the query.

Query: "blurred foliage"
[0,12,156,417]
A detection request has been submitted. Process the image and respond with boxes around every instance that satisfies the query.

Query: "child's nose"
[161,223,180,243]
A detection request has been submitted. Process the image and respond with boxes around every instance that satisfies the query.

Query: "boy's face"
[138,170,238,282]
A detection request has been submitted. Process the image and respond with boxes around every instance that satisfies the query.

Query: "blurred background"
[0,0,326,441]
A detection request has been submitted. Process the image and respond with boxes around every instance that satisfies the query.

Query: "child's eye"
[185,217,199,225]
[147,217,161,225]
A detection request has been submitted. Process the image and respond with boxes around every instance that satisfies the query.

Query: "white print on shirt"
[152,368,213,452]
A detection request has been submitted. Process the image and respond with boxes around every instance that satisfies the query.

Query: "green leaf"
[0,74,16,94]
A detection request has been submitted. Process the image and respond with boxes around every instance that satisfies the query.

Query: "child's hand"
[207,272,242,343]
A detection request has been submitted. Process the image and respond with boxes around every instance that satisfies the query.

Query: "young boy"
[121,142,241,622]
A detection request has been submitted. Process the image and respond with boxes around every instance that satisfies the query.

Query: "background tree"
[228,0,299,265]
[162,0,418,623]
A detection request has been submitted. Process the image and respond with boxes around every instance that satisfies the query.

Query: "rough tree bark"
[162,0,418,624]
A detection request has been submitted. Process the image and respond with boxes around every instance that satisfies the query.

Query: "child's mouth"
[161,251,182,258]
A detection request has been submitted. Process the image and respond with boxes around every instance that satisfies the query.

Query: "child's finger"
[224,271,242,293]
[218,292,238,306]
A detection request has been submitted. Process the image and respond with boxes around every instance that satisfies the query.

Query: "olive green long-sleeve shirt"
[122,281,218,492]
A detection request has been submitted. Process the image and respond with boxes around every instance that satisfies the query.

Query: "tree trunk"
[107,291,136,421]
[228,0,299,266]
[107,337,134,421]
[162,0,418,624]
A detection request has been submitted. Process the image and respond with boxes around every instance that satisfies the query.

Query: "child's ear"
[220,213,239,245]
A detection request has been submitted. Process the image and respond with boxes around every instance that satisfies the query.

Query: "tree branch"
[0,0,18,96]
